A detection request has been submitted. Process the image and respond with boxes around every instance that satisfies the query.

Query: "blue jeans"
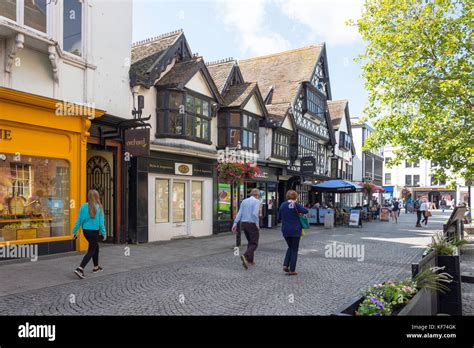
[284,236,301,272]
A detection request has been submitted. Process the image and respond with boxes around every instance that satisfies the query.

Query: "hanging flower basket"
[217,162,260,185]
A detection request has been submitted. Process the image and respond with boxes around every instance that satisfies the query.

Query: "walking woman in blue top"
[72,190,106,279]
[278,190,308,276]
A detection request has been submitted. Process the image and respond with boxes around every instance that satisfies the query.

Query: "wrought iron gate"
[86,156,113,240]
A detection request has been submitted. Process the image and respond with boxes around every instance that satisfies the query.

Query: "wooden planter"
[437,248,462,315]
[333,288,434,316]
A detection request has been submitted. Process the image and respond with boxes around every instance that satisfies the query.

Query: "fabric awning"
[312,180,363,193]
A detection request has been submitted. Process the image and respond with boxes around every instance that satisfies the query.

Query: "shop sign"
[300,157,315,175]
[349,209,361,227]
[194,164,213,177]
[125,128,150,157]
[175,163,193,176]
[149,159,174,174]
[0,129,12,141]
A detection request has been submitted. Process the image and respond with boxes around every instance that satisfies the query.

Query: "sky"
[133,0,367,118]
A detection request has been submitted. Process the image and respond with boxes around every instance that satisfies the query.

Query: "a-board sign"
[380,207,390,221]
[349,209,360,227]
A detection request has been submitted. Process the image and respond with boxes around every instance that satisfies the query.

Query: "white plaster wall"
[351,127,363,181]
[11,47,54,98]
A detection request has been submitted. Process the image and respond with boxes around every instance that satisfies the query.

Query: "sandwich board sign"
[349,209,361,227]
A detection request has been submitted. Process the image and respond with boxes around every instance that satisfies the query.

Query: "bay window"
[302,82,326,118]
[217,111,259,150]
[156,90,212,143]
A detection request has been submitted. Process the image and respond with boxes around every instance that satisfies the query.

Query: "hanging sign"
[124,128,150,157]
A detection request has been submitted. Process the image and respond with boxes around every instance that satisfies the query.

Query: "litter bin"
[324,213,334,229]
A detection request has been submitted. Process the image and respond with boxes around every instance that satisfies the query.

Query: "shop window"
[0,155,70,242]
[172,182,185,223]
[0,0,17,21]
[63,0,82,56]
[155,179,169,223]
[192,181,202,221]
[218,182,231,221]
[24,0,47,33]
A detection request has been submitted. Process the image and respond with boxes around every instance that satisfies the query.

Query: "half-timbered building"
[239,45,337,205]
[207,58,297,232]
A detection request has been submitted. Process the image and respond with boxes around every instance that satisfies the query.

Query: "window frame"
[62,0,84,58]
[302,82,326,120]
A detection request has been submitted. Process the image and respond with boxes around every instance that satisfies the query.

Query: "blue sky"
[133,0,367,118]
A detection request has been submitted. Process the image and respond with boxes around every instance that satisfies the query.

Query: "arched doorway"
[86,155,113,241]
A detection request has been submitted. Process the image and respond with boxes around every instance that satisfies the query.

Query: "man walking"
[420,199,430,225]
[232,188,261,269]
[414,197,422,227]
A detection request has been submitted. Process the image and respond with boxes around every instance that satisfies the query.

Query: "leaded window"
[273,132,290,158]
[217,112,259,150]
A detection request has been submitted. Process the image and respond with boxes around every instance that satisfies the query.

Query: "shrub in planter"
[427,232,465,315]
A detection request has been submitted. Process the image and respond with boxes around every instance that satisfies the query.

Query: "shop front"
[413,188,456,208]
[128,151,216,243]
[217,166,280,233]
[0,88,104,254]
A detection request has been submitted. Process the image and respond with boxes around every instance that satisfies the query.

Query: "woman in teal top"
[73,190,107,279]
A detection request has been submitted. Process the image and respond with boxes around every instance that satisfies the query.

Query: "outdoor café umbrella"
[312,180,363,193]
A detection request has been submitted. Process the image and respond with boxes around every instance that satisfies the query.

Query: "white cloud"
[277,0,364,45]
[216,0,292,56]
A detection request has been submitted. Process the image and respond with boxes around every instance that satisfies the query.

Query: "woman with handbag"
[278,190,309,276]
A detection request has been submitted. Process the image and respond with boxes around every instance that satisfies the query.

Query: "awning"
[382,186,394,193]
[312,180,363,193]
[357,182,386,193]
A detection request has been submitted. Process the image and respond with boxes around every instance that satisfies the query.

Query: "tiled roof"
[266,103,290,125]
[206,60,236,94]
[239,45,323,104]
[131,30,183,63]
[155,57,203,88]
[223,82,256,107]
[327,99,348,129]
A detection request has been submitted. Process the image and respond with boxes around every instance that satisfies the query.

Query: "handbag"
[427,210,432,217]
[293,202,310,230]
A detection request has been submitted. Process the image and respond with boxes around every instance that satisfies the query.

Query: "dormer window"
[157,90,212,143]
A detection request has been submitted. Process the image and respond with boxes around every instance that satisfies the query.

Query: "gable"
[243,94,264,116]
[185,70,213,98]
[281,114,294,131]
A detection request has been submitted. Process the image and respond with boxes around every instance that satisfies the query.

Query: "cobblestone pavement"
[0,210,468,315]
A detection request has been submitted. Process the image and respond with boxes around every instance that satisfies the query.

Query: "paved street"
[0,210,472,315]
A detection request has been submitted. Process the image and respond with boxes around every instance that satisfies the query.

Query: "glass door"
[172,180,188,236]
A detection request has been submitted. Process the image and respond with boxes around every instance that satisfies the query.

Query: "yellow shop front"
[0,88,105,254]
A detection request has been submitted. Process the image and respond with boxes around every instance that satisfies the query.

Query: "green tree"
[350,0,473,181]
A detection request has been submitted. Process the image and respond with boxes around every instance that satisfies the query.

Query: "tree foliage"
[350,0,473,181]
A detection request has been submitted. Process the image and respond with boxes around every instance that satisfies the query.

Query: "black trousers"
[416,211,422,225]
[242,222,259,263]
[284,236,301,272]
[80,229,100,268]
[421,211,429,224]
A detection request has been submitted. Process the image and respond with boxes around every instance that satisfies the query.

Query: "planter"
[333,288,434,316]
[437,248,462,315]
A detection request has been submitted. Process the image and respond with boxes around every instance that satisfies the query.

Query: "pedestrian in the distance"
[73,190,107,279]
[391,199,399,223]
[232,188,261,270]
[278,190,309,276]
[414,198,422,227]
[420,199,430,225]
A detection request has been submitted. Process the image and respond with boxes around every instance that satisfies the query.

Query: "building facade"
[0,0,132,254]
[129,30,223,242]
[351,120,383,186]
[383,145,469,207]
[239,45,337,206]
